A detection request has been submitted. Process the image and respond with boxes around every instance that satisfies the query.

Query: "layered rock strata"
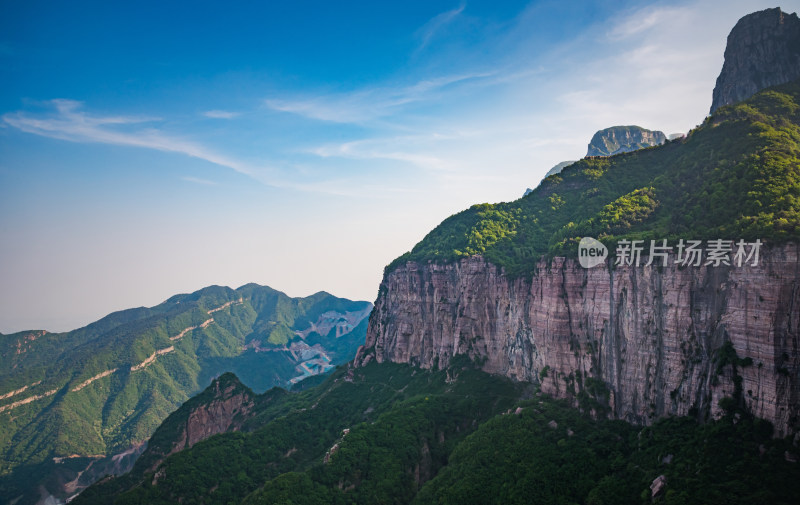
[356,245,800,436]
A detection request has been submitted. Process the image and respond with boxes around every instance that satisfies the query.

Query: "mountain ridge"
[0,283,372,504]
[362,78,800,439]
[388,76,800,277]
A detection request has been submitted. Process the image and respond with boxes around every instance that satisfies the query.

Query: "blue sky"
[0,0,794,332]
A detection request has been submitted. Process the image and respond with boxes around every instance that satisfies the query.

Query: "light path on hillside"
[0,299,245,413]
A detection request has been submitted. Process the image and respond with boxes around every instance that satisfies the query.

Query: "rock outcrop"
[141,373,256,474]
[525,125,667,196]
[710,8,800,113]
[356,245,800,436]
[586,126,666,157]
[170,377,253,454]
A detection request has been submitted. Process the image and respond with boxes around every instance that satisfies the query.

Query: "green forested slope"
[413,400,798,505]
[74,358,526,505]
[0,284,370,504]
[74,360,800,505]
[389,80,800,277]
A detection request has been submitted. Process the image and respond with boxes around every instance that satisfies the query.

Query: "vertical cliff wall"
[356,245,800,436]
[711,7,800,113]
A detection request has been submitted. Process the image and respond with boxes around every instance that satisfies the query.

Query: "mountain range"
[0,285,371,503]
[4,6,800,505]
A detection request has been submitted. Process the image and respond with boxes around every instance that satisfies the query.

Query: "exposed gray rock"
[650,475,667,497]
[586,126,666,157]
[711,8,800,113]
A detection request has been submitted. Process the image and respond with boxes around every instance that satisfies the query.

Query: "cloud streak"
[203,110,240,119]
[311,136,457,172]
[264,71,495,124]
[181,176,218,185]
[1,100,425,197]
[3,99,255,176]
[415,3,466,51]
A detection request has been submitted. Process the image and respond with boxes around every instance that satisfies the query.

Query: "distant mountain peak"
[524,126,665,196]
[710,7,800,113]
[586,125,666,157]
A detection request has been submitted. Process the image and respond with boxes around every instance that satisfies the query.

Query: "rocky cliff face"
[586,126,666,157]
[356,245,800,436]
[142,373,256,474]
[169,381,253,455]
[711,8,800,113]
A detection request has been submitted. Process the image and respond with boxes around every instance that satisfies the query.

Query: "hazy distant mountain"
[524,161,577,196]
[0,284,371,504]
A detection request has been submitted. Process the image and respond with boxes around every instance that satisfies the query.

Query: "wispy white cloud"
[415,3,466,51]
[203,110,240,119]
[281,0,787,200]
[2,99,255,176]
[1,99,423,198]
[181,176,218,185]
[312,140,455,172]
[550,0,764,134]
[264,71,495,123]
[310,132,463,172]
[607,6,676,40]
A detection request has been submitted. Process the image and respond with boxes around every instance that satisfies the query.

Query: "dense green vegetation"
[74,360,800,505]
[0,284,371,505]
[389,80,800,277]
[74,357,525,505]
[415,400,798,504]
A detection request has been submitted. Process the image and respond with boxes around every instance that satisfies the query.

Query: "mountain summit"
[585,125,666,157]
[711,7,800,113]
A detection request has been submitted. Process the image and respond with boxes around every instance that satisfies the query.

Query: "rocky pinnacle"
[711,7,800,113]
